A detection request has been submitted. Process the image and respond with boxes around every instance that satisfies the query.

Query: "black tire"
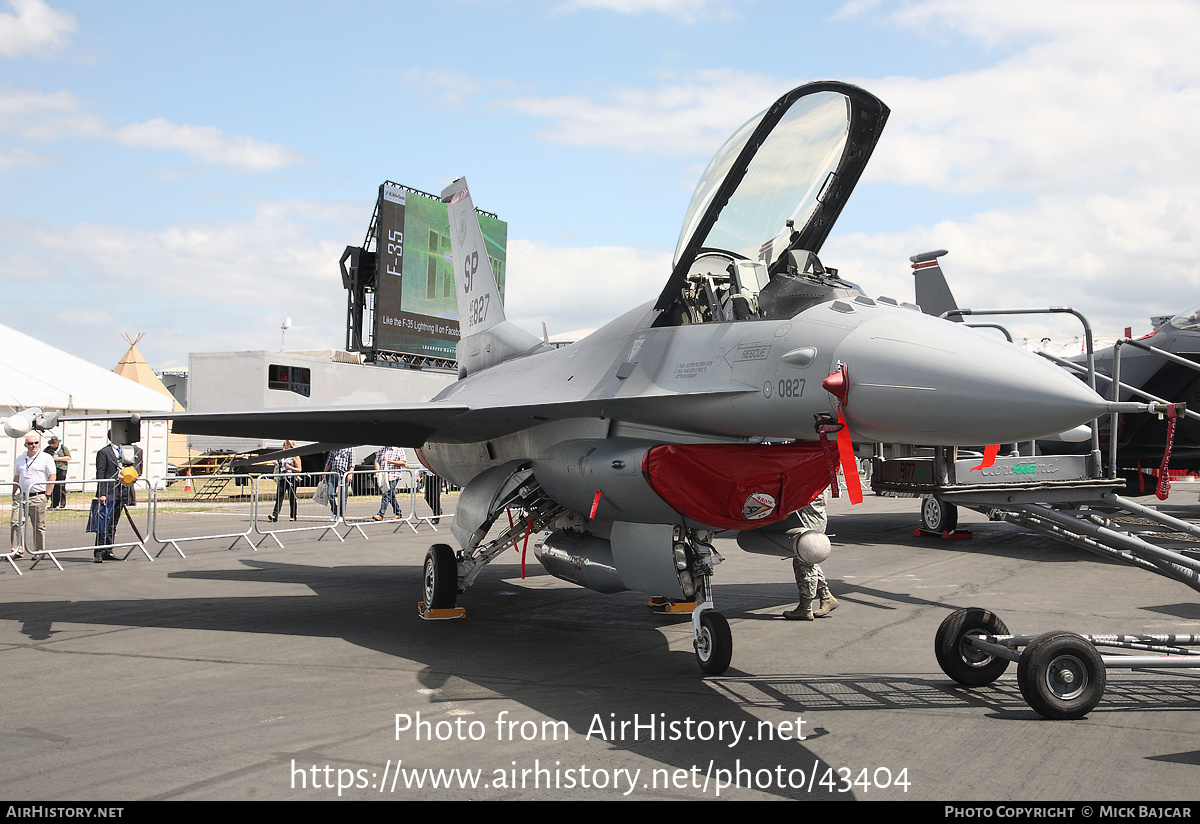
[423,544,458,610]
[1017,631,1106,720]
[935,607,1010,686]
[921,495,958,533]
[694,611,732,675]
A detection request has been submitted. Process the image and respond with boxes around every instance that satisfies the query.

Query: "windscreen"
[672,91,851,267]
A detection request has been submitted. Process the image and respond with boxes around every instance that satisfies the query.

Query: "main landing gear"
[423,544,458,610]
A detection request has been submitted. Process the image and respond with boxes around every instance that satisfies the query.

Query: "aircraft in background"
[16,82,1115,675]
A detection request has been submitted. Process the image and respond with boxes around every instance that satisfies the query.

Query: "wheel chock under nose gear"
[647,596,697,614]
[913,528,973,539]
[418,602,467,620]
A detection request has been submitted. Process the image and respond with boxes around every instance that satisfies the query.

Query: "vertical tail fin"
[442,177,506,337]
[440,177,547,377]
[911,249,961,321]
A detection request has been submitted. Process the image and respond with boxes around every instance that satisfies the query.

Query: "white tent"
[1,324,175,486]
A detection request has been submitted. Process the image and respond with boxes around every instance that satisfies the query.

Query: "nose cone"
[831,311,1106,444]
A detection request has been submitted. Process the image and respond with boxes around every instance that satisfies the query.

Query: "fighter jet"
[25,81,1114,674]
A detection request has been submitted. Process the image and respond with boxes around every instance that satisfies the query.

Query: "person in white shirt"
[373,446,407,520]
[11,433,56,558]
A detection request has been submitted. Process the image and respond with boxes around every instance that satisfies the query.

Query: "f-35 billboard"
[374,182,507,360]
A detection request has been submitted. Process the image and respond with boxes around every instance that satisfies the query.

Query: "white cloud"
[0,89,107,140]
[0,89,306,172]
[0,143,47,167]
[506,240,669,335]
[811,0,1200,342]
[507,69,792,156]
[0,201,362,369]
[0,0,74,59]
[854,1,1200,195]
[824,184,1200,343]
[115,119,308,173]
[554,0,735,24]
[397,68,519,110]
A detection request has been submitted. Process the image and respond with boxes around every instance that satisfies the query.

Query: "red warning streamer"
[836,410,863,505]
[1156,405,1180,501]
[970,444,1001,471]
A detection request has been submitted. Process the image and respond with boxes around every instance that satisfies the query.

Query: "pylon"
[183,470,192,492]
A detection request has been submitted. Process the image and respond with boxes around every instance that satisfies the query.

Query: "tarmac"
[2,493,1199,801]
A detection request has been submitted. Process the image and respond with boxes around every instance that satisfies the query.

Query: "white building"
[0,324,175,487]
[186,349,455,453]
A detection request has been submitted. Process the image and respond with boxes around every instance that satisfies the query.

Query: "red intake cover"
[642,442,830,530]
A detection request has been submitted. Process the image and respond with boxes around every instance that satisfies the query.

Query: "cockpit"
[1167,304,1200,333]
[652,82,888,327]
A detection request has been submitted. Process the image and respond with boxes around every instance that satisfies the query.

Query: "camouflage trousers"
[792,492,828,599]
[792,558,826,600]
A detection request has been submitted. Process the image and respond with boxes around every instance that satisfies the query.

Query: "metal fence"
[153,473,258,556]
[2,471,457,573]
[5,478,155,571]
[250,470,351,545]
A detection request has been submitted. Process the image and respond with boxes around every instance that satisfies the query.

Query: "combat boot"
[783,598,814,621]
[814,586,838,617]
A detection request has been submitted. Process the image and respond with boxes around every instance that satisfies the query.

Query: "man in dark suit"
[94,433,143,563]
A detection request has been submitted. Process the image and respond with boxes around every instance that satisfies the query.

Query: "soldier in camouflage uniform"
[783,491,838,621]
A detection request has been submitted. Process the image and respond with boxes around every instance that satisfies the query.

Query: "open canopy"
[656,81,888,312]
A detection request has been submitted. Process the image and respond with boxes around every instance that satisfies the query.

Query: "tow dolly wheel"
[1017,631,1106,720]
[935,607,1010,686]
[694,611,732,675]
[423,544,458,610]
[921,495,958,533]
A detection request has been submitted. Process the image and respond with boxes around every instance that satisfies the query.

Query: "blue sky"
[3,0,1199,373]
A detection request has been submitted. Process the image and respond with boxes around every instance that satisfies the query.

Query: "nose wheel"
[693,608,732,675]
[921,495,958,533]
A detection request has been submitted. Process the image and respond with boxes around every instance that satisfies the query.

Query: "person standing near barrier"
[94,434,141,562]
[324,447,354,521]
[373,446,407,521]
[268,440,301,522]
[415,453,442,524]
[45,434,71,510]
[11,433,56,559]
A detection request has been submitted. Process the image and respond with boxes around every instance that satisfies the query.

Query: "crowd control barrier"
[2,469,458,575]
[6,478,155,571]
[153,473,259,557]
[4,482,24,574]
[338,469,421,538]
[251,471,349,544]
[412,470,453,531]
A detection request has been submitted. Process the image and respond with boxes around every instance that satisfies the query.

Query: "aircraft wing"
[66,403,469,447]
[64,386,755,448]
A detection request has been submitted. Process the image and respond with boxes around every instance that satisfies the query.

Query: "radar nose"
[829,312,1106,445]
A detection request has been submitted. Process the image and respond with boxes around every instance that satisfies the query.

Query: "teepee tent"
[111,332,193,466]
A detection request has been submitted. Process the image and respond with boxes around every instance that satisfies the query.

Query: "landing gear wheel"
[935,607,1010,686]
[921,495,958,533]
[694,611,732,675]
[1017,631,1106,719]
[423,544,458,610]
